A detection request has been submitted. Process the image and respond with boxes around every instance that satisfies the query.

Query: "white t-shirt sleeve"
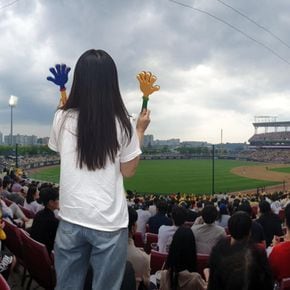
[48,110,61,152]
[120,119,142,163]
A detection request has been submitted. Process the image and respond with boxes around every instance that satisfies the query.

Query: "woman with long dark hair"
[48,49,150,290]
[24,185,43,214]
[159,227,206,290]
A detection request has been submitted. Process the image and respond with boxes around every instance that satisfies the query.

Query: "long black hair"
[165,227,197,290]
[62,49,132,170]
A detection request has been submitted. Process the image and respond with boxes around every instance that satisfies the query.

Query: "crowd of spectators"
[249,131,290,143]
[238,149,290,163]
[0,167,290,289]
[126,189,290,289]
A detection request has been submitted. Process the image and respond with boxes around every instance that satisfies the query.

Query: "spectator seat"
[150,250,167,274]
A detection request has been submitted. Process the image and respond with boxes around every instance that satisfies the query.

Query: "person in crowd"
[207,211,273,290]
[24,185,43,214]
[158,206,186,253]
[159,227,207,290]
[11,176,22,193]
[0,179,29,225]
[48,49,151,289]
[1,177,23,205]
[136,201,151,239]
[148,200,172,234]
[215,203,230,229]
[149,198,158,217]
[268,203,290,282]
[270,195,282,215]
[192,201,204,224]
[191,205,225,254]
[127,206,150,289]
[30,187,59,253]
[0,221,16,281]
[237,202,266,245]
[0,178,12,199]
[256,200,283,247]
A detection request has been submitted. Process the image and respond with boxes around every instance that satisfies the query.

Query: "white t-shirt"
[48,109,141,231]
[136,209,151,237]
[23,200,44,214]
[158,225,177,253]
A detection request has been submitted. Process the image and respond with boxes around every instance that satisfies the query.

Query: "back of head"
[156,199,168,215]
[202,205,218,224]
[63,49,132,171]
[285,203,290,229]
[39,187,59,207]
[228,211,252,241]
[208,242,273,290]
[259,200,271,214]
[166,227,197,273]
[237,203,252,216]
[26,185,37,204]
[128,206,138,233]
[171,206,186,226]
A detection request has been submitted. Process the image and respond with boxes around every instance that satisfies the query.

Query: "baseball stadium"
[25,116,290,195]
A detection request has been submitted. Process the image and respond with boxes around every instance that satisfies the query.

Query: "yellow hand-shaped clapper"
[137,71,160,111]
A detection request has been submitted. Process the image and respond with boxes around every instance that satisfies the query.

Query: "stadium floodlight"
[9,95,18,146]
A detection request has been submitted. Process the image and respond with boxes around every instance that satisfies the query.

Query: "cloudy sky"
[1,0,290,144]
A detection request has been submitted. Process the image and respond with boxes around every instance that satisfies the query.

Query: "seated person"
[268,203,290,282]
[159,227,206,290]
[30,187,59,253]
[0,179,29,224]
[158,206,186,253]
[256,200,283,247]
[191,205,225,255]
[24,185,44,214]
[1,178,25,206]
[136,201,151,239]
[0,220,16,281]
[207,211,273,290]
[127,206,150,289]
[238,202,266,245]
[215,204,230,229]
[148,200,172,234]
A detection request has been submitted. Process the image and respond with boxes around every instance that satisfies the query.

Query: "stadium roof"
[253,121,290,128]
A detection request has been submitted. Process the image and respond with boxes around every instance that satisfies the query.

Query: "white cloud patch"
[0,0,290,143]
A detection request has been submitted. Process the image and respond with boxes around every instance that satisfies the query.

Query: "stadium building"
[249,116,290,149]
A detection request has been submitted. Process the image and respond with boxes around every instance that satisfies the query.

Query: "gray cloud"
[0,0,290,143]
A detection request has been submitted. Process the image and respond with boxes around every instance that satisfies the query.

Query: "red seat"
[0,273,10,290]
[279,209,285,223]
[256,242,266,250]
[134,232,145,248]
[144,233,158,254]
[2,198,13,207]
[3,221,27,285]
[280,277,290,290]
[184,221,194,228]
[150,250,167,274]
[3,222,24,263]
[196,254,209,278]
[19,229,56,290]
[18,205,35,219]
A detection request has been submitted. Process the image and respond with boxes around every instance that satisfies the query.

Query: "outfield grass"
[270,166,290,173]
[30,159,279,194]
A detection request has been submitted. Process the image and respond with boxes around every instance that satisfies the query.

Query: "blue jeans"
[54,220,128,290]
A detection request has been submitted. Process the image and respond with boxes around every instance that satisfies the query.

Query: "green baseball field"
[29,159,282,194]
